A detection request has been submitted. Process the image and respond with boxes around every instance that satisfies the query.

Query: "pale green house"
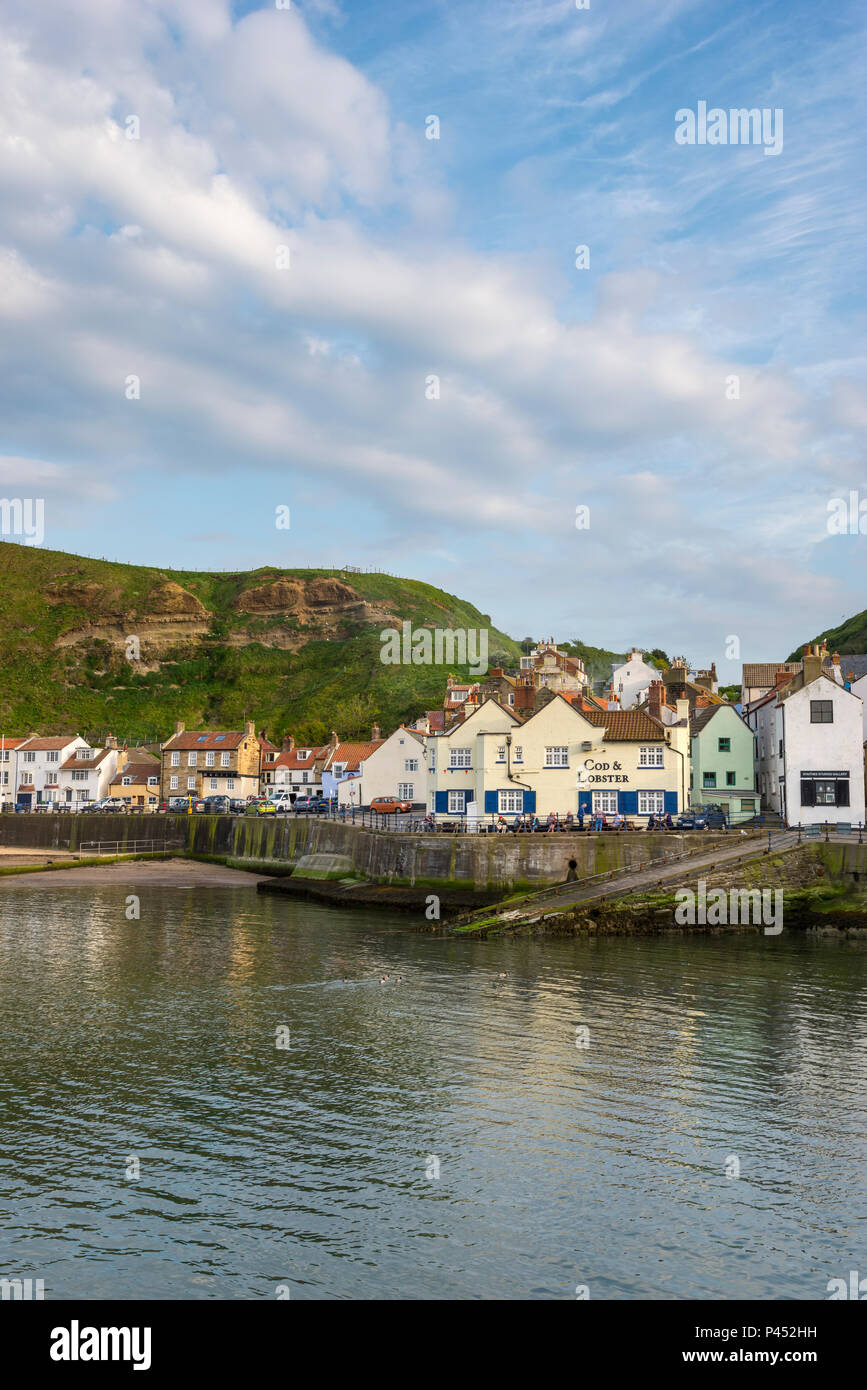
[688,705,757,824]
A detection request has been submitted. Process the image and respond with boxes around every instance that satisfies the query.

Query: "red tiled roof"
[0,737,28,749]
[580,708,666,740]
[270,746,328,771]
[111,759,160,785]
[743,660,833,688]
[325,739,385,773]
[18,736,82,751]
[60,748,112,770]
[162,730,247,750]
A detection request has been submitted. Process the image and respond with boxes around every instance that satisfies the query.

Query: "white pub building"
[745,646,865,827]
[425,694,689,823]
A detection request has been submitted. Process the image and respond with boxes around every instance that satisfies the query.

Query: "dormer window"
[77,749,93,759]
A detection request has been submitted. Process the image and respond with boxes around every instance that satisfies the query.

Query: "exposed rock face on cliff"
[52,577,212,655]
[232,575,397,647]
[0,542,521,737]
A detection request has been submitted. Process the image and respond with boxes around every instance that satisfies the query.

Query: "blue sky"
[0,0,865,678]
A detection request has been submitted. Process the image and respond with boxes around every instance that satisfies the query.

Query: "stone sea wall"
[0,812,741,890]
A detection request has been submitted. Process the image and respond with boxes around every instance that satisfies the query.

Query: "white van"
[269,789,294,812]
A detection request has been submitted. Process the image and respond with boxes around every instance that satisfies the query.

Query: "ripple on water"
[0,887,865,1298]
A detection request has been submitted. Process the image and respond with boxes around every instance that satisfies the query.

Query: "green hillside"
[0,543,521,744]
[788,608,867,662]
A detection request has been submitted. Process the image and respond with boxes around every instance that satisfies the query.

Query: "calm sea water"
[0,882,865,1300]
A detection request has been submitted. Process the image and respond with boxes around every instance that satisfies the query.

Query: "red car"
[369,797,412,814]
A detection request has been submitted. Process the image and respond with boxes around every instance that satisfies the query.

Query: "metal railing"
[276,806,741,835]
[77,839,185,859]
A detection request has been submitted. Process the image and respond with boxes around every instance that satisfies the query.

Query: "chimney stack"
[282,734,295,752]
[676,696,690,723]
[372,722,381,742]
[802,645,823,687]
[243,719,256,738]
[329,730,339,749]
[174,720,185,736]
[648,679,664,723]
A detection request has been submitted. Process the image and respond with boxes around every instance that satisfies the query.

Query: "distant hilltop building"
[609,649,661,709]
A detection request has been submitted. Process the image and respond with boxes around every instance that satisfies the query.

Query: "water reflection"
[0,886,865,1299]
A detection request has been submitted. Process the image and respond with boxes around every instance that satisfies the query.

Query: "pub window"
[810,700,833,723]
[638,746,664,768]
[499,789,523,813]
[592,791,618,815]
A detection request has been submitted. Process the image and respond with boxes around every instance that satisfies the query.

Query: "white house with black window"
[15,735,90,807]
[745,647,865,827]
[335,726,426,808]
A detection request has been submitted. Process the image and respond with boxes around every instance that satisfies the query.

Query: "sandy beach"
[0,858,266,888]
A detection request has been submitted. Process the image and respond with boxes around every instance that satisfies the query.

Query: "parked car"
[229,797,248,814]
[677,804,728,830]
[369,797,412,815]
[291,796,329,814]
[202,795,231,815]
[245,797,277,815]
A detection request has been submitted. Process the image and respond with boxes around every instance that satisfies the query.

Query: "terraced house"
[15,735,89,807]
[160,720,261,801]
[59,741,120,807]
[688,704,757,823]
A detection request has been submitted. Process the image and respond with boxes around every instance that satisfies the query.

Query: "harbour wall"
[0,812,757,890]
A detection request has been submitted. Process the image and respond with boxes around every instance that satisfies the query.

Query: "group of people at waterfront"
[418,810,678,834]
